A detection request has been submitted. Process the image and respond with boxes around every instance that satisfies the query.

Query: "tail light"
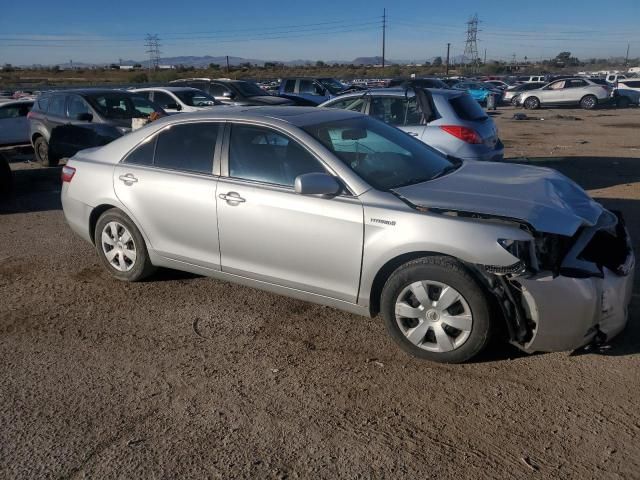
[61,165,76,182]
[440,125,483,144]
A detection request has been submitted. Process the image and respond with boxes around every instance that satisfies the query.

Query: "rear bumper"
[459,139,504,162]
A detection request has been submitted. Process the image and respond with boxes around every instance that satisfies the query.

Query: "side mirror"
[295,172,341,196]
[166,103,181,111]
[76,112,93,122]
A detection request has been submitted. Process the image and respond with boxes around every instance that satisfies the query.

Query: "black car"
[28,89,164,166]
[169,78,293,106]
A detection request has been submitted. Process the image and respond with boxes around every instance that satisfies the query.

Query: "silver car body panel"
[519,78,611,106]
[392,161,604,236]
[61,107,634,355]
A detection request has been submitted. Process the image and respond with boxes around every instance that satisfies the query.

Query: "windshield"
[302,116,456,190]
[174,90,219,107]
[233,81,268,97]
[86,93,161,119]
[319,78,347,94]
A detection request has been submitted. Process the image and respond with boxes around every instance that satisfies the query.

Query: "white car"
[131,87,221,113]
[0,99,33,148]
[519,78,612,110]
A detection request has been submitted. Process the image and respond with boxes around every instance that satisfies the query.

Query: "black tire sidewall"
[380,257,491,363]
[94,209,154,282]
[524,97,539,109]
[580,95,597,110]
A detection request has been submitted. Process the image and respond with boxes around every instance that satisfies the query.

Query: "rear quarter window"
[448,95,488,121]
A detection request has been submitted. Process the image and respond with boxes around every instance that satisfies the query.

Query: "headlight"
[489,238,536,274]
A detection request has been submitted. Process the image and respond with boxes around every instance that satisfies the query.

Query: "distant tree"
[432,56,443,67]
[2,63,14,72]
[133,63,142,69]
[50,65,60,72]
[209,63,220,69]
[423,61,431,66]
[130,72,148,83]
[316,60,326,67]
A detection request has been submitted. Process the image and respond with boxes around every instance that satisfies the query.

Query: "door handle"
[218,191,245,204]
[118,173,138,185]
[408,132,419,137]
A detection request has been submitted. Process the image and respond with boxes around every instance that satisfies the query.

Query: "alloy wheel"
[101,221,137,272]
[394,280,473,353]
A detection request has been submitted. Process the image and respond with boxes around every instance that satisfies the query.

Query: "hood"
[392,161,604,236]
[248,95,294,106]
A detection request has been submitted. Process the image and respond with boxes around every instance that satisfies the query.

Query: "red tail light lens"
[440,125,483,144]
[61,165,76,182]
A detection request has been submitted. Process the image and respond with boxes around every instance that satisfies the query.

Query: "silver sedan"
[61,107,634,363]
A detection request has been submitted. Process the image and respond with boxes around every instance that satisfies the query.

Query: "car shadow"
[0,167,62,214]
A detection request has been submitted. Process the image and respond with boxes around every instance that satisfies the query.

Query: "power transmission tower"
[144,34,161,71]
[382,8,386,68]
[463,14,480,73]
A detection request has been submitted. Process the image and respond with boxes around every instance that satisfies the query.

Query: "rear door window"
[153,91,176,109]
[0,103,31,119]
[369,97,408,126]
[283,80,296,93]
[66,95,91,118]
[324,97,367,112]
[124,136,156,166]
[449,95,488,121]
[154,122,219,174]
[48,95,67,117]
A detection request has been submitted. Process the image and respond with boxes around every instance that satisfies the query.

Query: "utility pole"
[226,55,230,74]
[625,43,630,67]
[463,14,480,74]
[483,48,487,65]
[445,43,450,76]
[382,8,386,68]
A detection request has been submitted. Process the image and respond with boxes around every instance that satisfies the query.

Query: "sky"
[0,0,639,66]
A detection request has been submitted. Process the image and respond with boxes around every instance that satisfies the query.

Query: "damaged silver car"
[60,107,634,363]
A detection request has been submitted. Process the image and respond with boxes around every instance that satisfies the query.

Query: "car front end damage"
[477,210,634,353]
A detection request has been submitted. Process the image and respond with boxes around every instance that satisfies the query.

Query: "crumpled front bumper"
[516,254,634,352]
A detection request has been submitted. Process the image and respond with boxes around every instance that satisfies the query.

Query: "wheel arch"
[89,204,119,245]
[368,251,451,317]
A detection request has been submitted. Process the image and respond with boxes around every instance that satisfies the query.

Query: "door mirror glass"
[295,173,341,196]
[76,112,93,122]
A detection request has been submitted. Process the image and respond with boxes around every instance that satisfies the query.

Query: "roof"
[42,88,137,96]
[138,106,363,130]
[321,87,461,101]
[131,86,204,93]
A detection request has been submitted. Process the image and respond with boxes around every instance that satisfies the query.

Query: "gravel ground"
[1,106,639,479]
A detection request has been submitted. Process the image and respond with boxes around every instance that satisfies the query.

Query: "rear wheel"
[95,209,156,281]
[380,256,492,363]
[580,95,597,110]
[524,96,540,110]
[616,96,631,108]
[33,136,59,167]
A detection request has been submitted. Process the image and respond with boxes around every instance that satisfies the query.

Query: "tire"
[511,96,520,106]
[380,256,491,363]
[616,96,630,108]
[94,208,156,281]
[33,135,58,167]
[523,96,540,110]
[0,153,13,200]
[580,95,597,110]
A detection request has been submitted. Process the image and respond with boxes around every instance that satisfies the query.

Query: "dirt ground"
[1,106,639,479]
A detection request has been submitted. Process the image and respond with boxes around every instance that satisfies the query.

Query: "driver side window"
[228,124,326,187]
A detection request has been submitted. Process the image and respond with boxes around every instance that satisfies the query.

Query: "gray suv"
[60,107,634,363]
[28,89,164,166]
[320,89,503,162]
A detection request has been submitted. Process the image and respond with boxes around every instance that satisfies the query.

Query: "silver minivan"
[60,107,634,363]
[320,89,503,162]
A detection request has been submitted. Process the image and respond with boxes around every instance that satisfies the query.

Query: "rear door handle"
[408,132,419,136]
[218,191,245,204]
[118,173,138,185]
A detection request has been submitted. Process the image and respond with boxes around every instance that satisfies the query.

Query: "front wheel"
[380,256,492,363]
[95,208,156,281]
[580,95,597,110]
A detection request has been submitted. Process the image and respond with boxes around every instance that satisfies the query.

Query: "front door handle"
[408,132,419,137]
[218,191,246,204]
[118,173,138,185]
